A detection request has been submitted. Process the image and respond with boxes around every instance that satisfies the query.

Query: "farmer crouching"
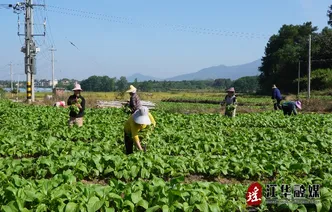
[67,84,85,127]
[54,101,66,108]
[221,87,237,117]
[124,106,156,155]
[126,85,142,114]
[282,100,302,116]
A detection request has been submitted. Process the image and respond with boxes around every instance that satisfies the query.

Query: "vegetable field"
[0,100,332,211]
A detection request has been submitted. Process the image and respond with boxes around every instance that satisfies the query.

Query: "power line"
[64,36,104,71]
[0,62,24,72]
[0,73,10,79]
[32,0,58,83]
[48,5,134,22]
[45,7,271,39]
[48,5,272,38]
[43,0,56,47]
[0,4,12,9]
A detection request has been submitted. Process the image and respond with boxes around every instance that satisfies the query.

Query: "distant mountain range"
[127,73,162,82]
[127,59,261,82]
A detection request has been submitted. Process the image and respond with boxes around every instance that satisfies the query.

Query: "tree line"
[79,75,259,93]
[259,4,332,94]
[0,76,259,93]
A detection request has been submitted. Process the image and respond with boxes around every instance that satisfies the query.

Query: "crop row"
[161,98,271,106]
[0,172,249,212]
[1,126,332,183]
[1,100,332,211]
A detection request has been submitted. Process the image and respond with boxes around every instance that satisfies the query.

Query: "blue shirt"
[272,88,282,100]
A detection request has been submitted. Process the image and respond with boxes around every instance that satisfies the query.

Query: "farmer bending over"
[282,101,301,116]
[54,101,66,108]
[67,83,85,127]
[126,85,142,114]
[221,87,237,118]
[124,106,156,155]
[272,84,282,110]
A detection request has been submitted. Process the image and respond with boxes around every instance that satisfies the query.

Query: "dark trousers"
[124,132,134,155]
[274,99,282,110]
[282,106,292,116]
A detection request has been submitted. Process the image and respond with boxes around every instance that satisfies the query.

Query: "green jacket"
[282,101,297,115]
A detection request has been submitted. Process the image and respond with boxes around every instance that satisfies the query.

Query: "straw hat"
[126,85,137,93]
[227,87,235,92]
[272,85,277,89]
[295,101,302,109]
[133,106,151,125]
[72,84,82,91]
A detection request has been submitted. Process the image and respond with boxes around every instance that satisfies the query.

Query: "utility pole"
[11,0,45,103]
[17,74,20,101]
[9,62,13,98]
[30,4,35,102]
[25,0,32,103]
[10,62,13,91]
[307,34,311,99]
[50,46,57,90]
[297,60,300,97]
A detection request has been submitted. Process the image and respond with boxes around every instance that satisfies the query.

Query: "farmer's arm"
[78,97,85,111]
[292,105,297,115]
[131,127,143,151]
[148,113,156,127]
[233,96,237,105]
[220,96,226,105]
[67,97,73,105]
[129,96,134,109]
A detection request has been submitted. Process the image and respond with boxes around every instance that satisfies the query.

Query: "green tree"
[259,22,318,93]
[312,27,332,66]
[139,80,153,92]
[232,76,259,93]
[213,78,232,89]
[328,5,332,27]
[298,69,332,90]
[116,76,128,91]
[132,78,139,88]
[80,76,115,92]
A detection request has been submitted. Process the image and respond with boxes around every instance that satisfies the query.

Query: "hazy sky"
[0,0,330,81]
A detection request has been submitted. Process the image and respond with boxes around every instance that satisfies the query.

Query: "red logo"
[246,182,262,206]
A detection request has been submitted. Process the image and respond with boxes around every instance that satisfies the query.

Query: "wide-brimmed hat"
[126,85,137,93]
[133,106,151,125]
[72,84,82,91]
[272,84,277,89]
[227,87,235,92]
[295,101,302,109]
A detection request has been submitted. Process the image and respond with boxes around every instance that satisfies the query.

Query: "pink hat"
[72,84,82,91]
[227,87,235,92]
[295,101,302,109]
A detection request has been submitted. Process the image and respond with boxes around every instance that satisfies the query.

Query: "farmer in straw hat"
[126,85,142,114]
[67,83,86,127]
[124,106,156,155]
[281,100,302,116]
[272,84,282,110]
[221,87,237,117]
